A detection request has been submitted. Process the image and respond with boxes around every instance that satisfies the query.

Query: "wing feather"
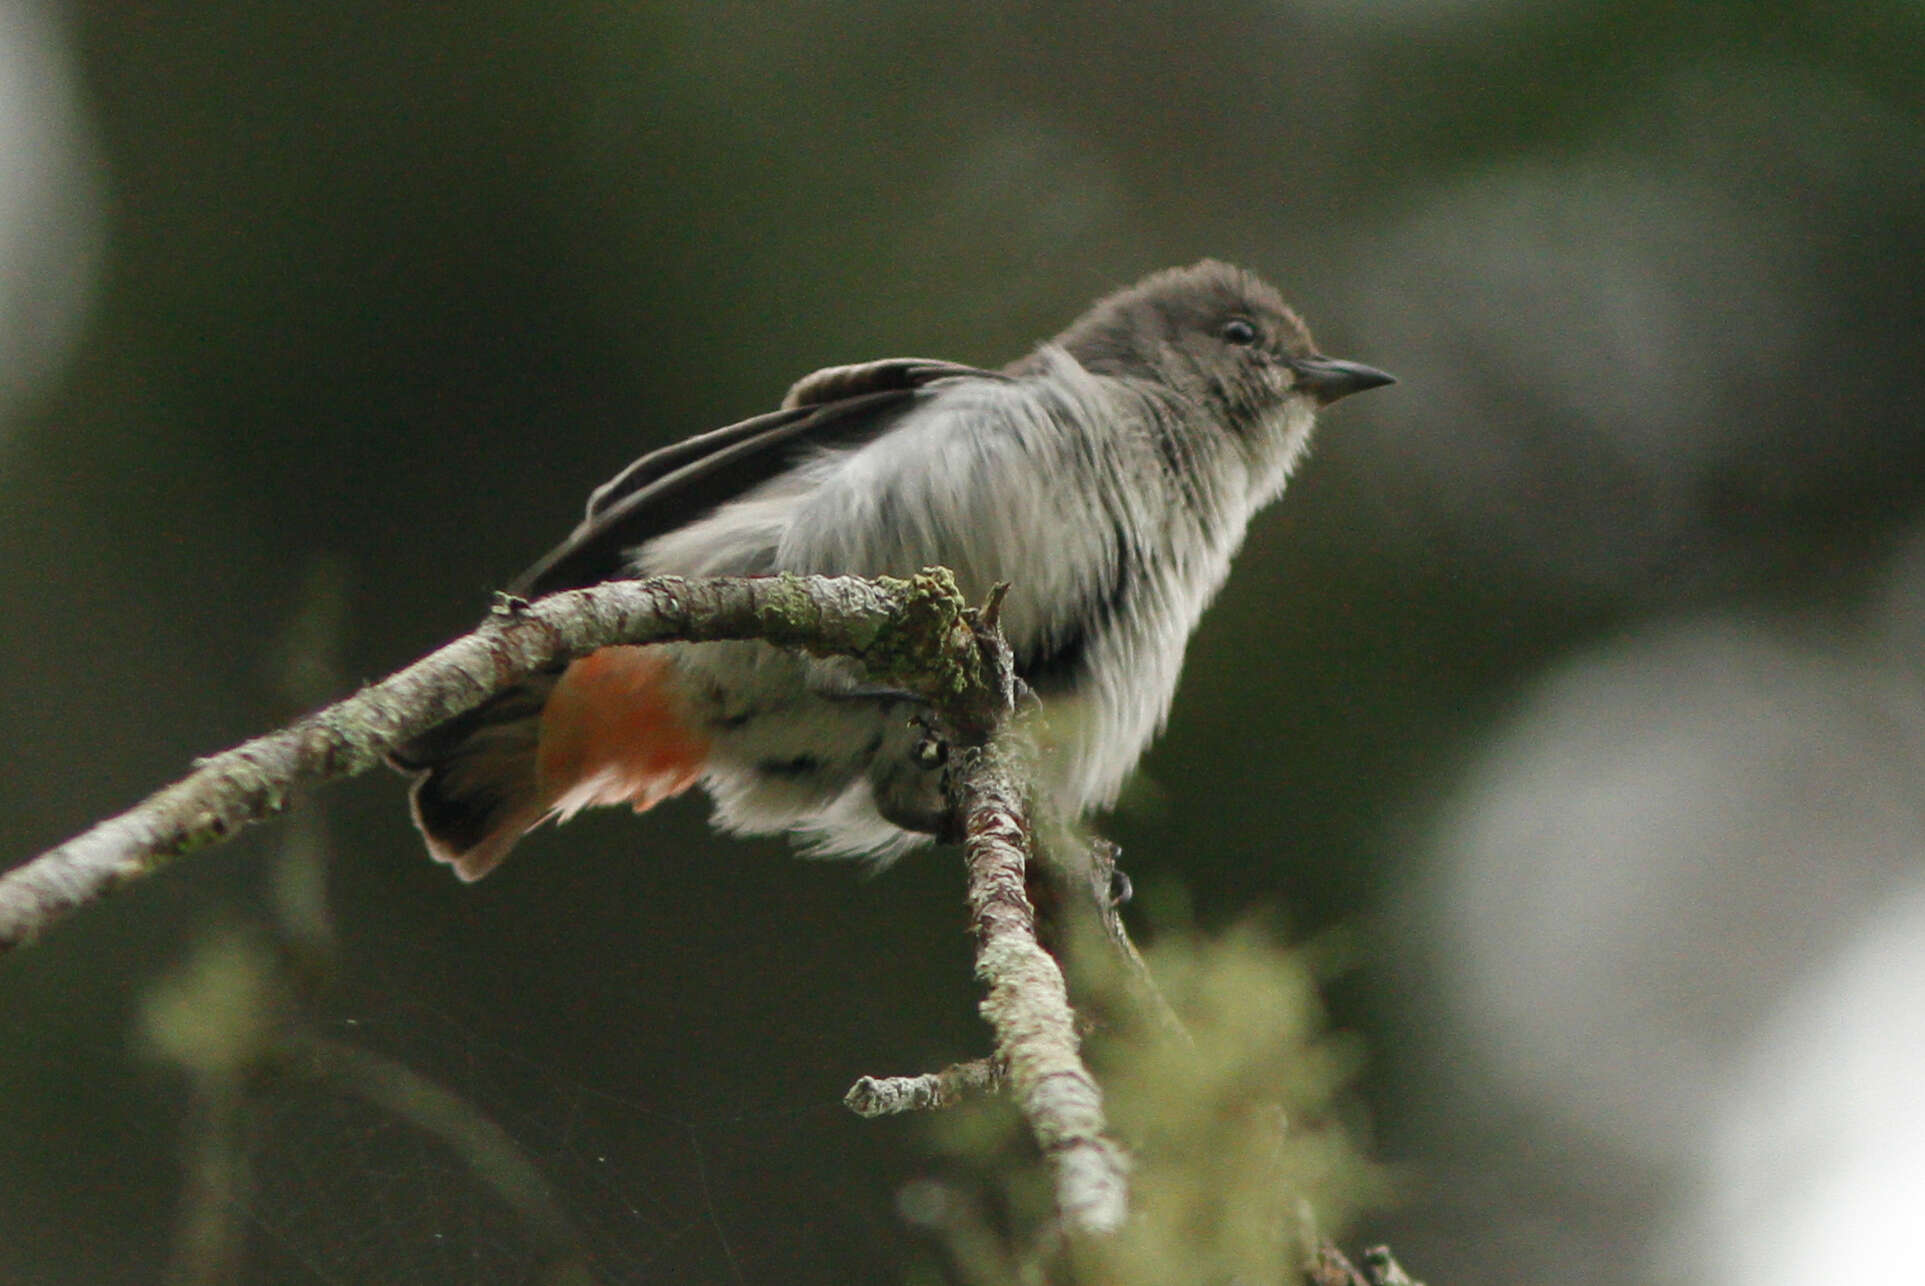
[511,359,1005,597]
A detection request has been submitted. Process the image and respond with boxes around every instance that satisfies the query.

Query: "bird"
[393,261,1393,881]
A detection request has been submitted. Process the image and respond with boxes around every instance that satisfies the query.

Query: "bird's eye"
[1219,318,1260,346]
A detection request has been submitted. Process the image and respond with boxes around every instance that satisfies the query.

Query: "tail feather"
[536,646,710,821]
[410,762,548,882]
[395,647,708,881]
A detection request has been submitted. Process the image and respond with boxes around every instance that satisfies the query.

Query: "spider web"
[146,784,970,1285]
[225,991,881,1286]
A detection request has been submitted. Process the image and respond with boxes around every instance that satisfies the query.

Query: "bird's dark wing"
[510,359,1005,598]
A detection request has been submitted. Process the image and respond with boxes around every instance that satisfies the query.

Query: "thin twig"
[1308,1239,1430,1286]
[1029,832,1190,1045]
[0,571,976,953]
[843,1058,1003,1117]
[1361,1244,1428,1286]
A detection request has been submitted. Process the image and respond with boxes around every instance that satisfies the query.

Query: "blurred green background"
[3,1,1923,1282]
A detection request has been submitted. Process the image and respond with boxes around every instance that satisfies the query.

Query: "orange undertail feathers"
[536,645,711,824]
[403,645,709,882]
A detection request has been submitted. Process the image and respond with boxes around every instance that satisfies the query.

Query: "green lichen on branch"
[852,568,985,716]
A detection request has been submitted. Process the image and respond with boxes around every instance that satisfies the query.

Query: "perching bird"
[395,261,1393,880]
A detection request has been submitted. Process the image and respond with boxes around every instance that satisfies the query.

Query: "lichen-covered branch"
[957,727,1131,1237]
[0,571,979,954]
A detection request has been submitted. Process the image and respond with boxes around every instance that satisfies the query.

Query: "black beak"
[1290,355,1397,406]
